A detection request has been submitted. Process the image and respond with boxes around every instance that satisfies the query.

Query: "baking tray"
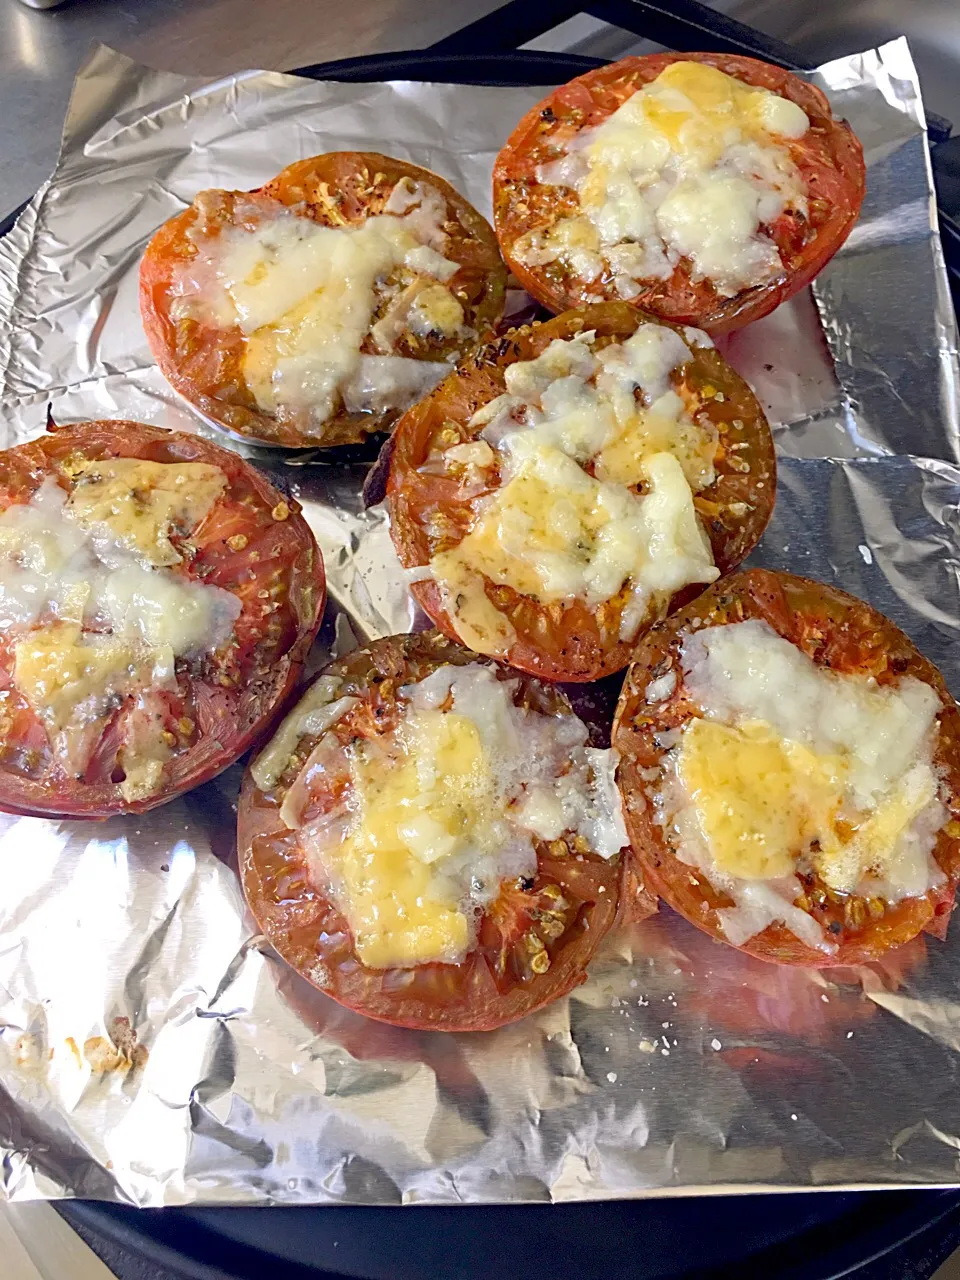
[55,1184,960,1280]
[19,27,958,1278]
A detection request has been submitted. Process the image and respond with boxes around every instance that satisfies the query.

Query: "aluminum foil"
[1,39,960,1206]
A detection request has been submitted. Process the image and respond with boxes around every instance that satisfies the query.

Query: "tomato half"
[0,420,324,818]
[493,54,865,334]
[238,631,636,1031]
[141,152,507,448]
[612,568,960,966]
[387,302,775,682]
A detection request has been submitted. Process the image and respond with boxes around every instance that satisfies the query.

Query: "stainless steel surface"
[4,0,960,227]
[2,39,960,1206]
[528,2,960,125]
[721,0,960,122]
[0,0,504,220]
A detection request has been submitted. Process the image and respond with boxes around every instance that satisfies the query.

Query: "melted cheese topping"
[14,623,169,735]
[427,549,519,658]
[677,719,845,881]
[0,474,241,793]
[65,459,226,567]
[425,327,718,654]
[518,61,810,298]
[116,691,177,802]
[657,619,947,952]
[0,477,240,651]
[179,181,465,432]
[250,675,359,792]
[283,663,627,969]
[13,623,175,796]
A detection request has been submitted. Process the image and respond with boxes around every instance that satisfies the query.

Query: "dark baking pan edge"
[58,1188,960,1280]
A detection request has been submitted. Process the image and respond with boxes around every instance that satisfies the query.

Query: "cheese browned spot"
[65,458,227,567]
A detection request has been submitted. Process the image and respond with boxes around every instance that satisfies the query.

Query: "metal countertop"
[5,0,959,229]
[0,0,508,220]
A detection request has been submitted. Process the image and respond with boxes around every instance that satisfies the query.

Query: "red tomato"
[493,54,865,334]
[141,152,507,448]
[386,302,775,682]
[612,569,960,966]
[238,631,639,1031]
[0,420,324,818]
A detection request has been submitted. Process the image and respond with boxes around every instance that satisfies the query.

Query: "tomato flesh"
[386,302,775,682]
[612,568,960,966]
[493,53,866,334]
[238,631,636,1031]
[140,152,507,448]
[0,420,325,818]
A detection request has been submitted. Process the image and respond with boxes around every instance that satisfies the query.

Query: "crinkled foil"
[1,39,959,1206]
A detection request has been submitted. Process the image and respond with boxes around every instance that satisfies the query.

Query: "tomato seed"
[844,898,867,928]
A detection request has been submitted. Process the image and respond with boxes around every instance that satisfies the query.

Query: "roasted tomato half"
[141,152,507,448]
[0,420,324,818]
[238,631,636,1031]
[612,569,960,966]
[387,302,775,683]
[494,54,865,334]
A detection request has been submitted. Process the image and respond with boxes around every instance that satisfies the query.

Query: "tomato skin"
[238,630,637,1032]
[386,302,775,683]
[611,568,960,966]
[140,152,507,449]
[493,53,866,335]
[0,420,325,820]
